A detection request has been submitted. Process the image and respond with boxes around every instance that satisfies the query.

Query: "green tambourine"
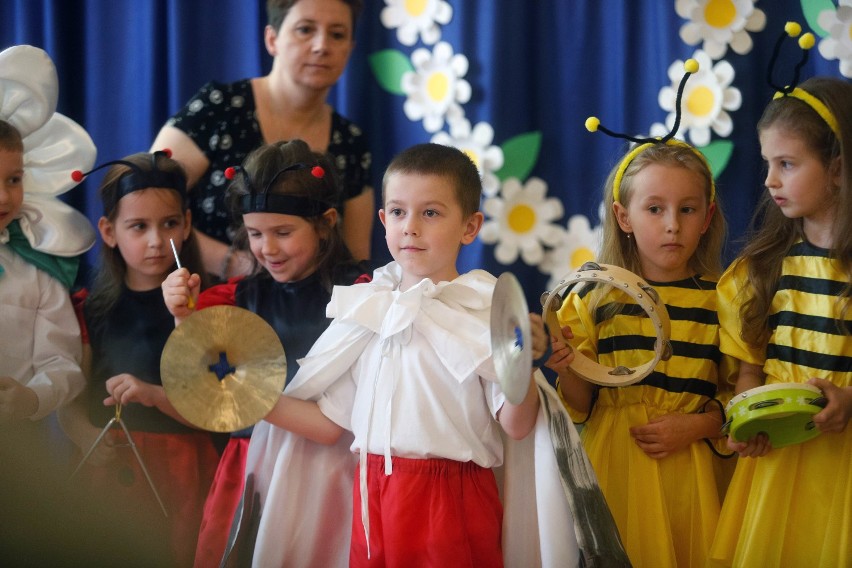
[722,382,828,448]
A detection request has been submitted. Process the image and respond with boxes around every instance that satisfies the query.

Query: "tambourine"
[541,262,672,387]
[721,382,828,448]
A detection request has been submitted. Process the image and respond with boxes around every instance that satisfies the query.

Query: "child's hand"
[0,377,38,423]
[529,313,548,362]
[727,432,771,457]
[162,267,199,320]
[630,412,707,458]
[808,378,852,434]
[104,374,159,407]
[545,325,575,375]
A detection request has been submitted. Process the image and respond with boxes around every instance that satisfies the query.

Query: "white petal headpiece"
[0,45,96,256]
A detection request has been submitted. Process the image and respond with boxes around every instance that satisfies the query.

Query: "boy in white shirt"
[261,143,547,566]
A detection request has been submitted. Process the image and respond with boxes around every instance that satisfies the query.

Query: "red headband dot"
[161,148,173,158]
[311,166,325,179]
[71,170,85,182]
[224,167,237,180]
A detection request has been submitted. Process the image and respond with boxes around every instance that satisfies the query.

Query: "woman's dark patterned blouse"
[167,79,372,243]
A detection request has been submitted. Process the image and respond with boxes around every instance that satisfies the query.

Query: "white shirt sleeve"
[0,247,85,420]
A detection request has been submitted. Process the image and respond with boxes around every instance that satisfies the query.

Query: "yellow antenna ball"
[585,117,600,132]
[785,21,802,37]
[799,32,815,50]
[684,59,699,74]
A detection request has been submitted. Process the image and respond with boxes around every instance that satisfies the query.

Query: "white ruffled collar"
[326,262,496,382]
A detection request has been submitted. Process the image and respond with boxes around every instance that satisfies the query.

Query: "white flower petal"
[23,113,96,196]
[680,22,704,46]
[398,25,420,47]
[688,125,711,147]
[495,241,519,265]
[0,45,59,137]
[744,9,766,32]
[435,2,453,24]
[729,30,753,55]
[722,87,742,111]
[421,25,441,46]
[712,111,733,137]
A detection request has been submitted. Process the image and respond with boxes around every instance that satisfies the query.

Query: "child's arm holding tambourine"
[726,361,772,457]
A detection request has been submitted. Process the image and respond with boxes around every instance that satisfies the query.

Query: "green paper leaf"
[801,0,834,37]
[699,140,734,179]
[368,49,414,95]
[495,132,543,182]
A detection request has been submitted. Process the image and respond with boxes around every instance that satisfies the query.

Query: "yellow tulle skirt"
[708,427,852,567]
[581,387,723,568]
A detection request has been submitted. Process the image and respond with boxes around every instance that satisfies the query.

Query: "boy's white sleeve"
[1,250,85,420]
[25,270,85,420]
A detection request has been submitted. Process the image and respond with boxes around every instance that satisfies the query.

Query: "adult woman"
[151,0,373,279]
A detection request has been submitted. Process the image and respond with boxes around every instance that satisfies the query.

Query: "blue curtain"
[2,0,846,308]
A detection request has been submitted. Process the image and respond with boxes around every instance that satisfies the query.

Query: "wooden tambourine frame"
[541,262,673,387]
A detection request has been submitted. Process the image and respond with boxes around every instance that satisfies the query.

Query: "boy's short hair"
[382,143,482,218]
[0,120,23,153]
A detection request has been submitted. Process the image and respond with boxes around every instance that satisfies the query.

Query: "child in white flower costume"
[0,45,96,426]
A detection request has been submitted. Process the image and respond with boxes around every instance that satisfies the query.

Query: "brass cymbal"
[491,272,532,405]
[160,305,286,432]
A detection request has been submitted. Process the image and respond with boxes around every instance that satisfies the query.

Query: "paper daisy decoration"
[540,214,603,290]
[380,0,453,46]
[818,0,852,78]
[480,177,566,266]
[658,51,741,147]
[431,118,504,197]
[0,45,96,274]
[401,42,471,133]
[676,0,767,59]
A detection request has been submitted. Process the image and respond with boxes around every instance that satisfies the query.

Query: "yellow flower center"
[704,0,737,29]
[404,0,428,17]
[462,149,481,170]
[426,72,450,103]
[570,247,595,269]
[686,85,716,118]
[507,203,536,234]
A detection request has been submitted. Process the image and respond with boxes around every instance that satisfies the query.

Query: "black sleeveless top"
[85,286,193,433]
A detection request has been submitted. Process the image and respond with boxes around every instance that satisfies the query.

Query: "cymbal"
[491,272,532,405]
[160,306,287,432]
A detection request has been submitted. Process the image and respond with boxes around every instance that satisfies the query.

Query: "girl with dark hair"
[162,138,369,567]
[709,76,852,567]
[60,151,220,568]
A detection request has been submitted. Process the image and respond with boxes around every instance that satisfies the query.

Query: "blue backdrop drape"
[2,0,846,308]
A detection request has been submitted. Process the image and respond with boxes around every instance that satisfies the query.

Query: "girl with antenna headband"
[547,58,737,567]
[708,23,852,567]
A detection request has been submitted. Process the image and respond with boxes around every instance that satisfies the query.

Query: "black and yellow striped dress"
[709,241,852,568]
[557,275,736,568]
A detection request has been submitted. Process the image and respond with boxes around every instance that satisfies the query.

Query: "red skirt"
[350,455,504,568]
[193,437,250,568]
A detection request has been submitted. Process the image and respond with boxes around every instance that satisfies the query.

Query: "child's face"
[760,125,838,240]
[0,149,24,233]
[613,163,714,282]
[379,172,483,290]
[243,209,335,283]
[98,188,191,291]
